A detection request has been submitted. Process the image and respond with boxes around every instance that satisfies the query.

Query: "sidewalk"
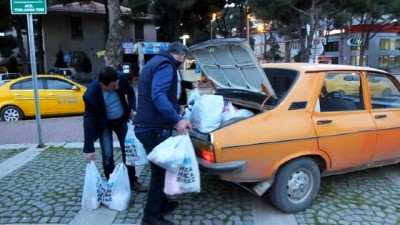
[0,116,297,225]
[0,142,297,225]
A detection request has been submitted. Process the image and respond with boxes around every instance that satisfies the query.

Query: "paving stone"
[1,122,400,225]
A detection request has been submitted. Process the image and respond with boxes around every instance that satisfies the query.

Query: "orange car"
[188,38,400,213]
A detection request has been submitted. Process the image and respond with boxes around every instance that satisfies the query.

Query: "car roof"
[0,72,21,75]
[0,74,83,87]
[261,63,388,74]
[11,74,66,80]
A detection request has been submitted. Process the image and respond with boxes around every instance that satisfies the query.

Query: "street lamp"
[246,13,254,42]
[210,13,216,39]
[179,34,190,46]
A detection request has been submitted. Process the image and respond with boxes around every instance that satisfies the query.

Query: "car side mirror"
[71,86,80,91]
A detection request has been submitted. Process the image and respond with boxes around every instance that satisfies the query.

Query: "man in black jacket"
[82,66,147,192]
[134,42,193,225]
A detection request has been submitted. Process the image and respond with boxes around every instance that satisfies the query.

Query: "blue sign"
[63,54,72,63]
[122,42,169,55]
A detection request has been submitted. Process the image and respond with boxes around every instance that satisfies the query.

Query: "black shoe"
[161,201,179,214]
[141,216,175,225]
[131,181,148,192]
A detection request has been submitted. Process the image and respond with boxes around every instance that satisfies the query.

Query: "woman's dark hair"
[99,66,118,85]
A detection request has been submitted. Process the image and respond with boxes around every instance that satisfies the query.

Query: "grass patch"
[0,148,26,164]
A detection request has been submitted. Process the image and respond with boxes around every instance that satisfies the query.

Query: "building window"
[291,42,299,50]
[350,56,367,66]
[379,39,392,50]
[71,17,83,38]
[379,56,389,67]
[325,41,339,52]
[350,45,361,51]
[379,55,400,67]
[135,23,144,41]
[396,39,400,50]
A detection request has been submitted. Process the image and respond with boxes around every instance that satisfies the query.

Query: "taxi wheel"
[1,106,24,121]
[268,157,320,213]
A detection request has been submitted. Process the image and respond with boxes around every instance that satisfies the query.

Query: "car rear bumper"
[197,157,246,174]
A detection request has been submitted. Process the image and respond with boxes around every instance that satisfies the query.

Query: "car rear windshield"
[263,68,298,101]
[7,73,21,79]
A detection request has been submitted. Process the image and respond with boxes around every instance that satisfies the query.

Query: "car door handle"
[48,93,56,96]
[317,120,332,125]
[374,114,387,119]
[13,93,22,96]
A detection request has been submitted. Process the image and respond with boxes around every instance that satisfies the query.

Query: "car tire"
[268,157,320,213]
[1,106,24,121]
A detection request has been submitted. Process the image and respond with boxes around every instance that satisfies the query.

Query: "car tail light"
[201,150,215,162]
[191,139,215,163]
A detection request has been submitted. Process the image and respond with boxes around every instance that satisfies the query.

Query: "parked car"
[47,67,74,76]
[324,73,395,96]
[0,72,22,86]
[188,38,400,213]
[0,75,86,121]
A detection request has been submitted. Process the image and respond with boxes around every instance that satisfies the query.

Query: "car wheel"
[268,157,320,213]
[1,106,24,121]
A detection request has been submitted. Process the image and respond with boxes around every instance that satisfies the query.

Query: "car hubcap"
[286,169,313,203]
[4,109,19,121]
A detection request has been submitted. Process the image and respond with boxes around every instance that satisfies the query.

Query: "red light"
[202,151,215,162]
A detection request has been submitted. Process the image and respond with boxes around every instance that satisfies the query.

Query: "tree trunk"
[104,0,122,69]
[14,21,29,75]
[36,16,45,74]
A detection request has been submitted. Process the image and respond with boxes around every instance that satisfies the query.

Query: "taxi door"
[45,78,85,114]
[366,73,400,161]
[312,72,377,171]
[9,78,51,116]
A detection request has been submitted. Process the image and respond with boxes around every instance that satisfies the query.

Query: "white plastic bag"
[187,88,201,109]
[222,101,254,122]
[101,163,131,211]
[81,161,104,211]
[164,135,200,195]
[190,94,224,133]
[125,122,148,166]
[182,107,191,120]
[147,135,187,172]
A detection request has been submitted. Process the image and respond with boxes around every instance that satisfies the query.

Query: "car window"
[10,78,45,90]
[263,68,298,102]
[46,78,75,90]
[8,73,21,79]
[318,72,364,112]
[367,73,400,109]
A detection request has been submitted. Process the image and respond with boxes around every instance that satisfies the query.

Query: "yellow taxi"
[0,75,86,121]
[188,38,400,213]
[324,73,395,97]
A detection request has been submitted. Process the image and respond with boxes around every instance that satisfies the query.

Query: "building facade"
[44,1,157,76]
[322,24,400,70]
